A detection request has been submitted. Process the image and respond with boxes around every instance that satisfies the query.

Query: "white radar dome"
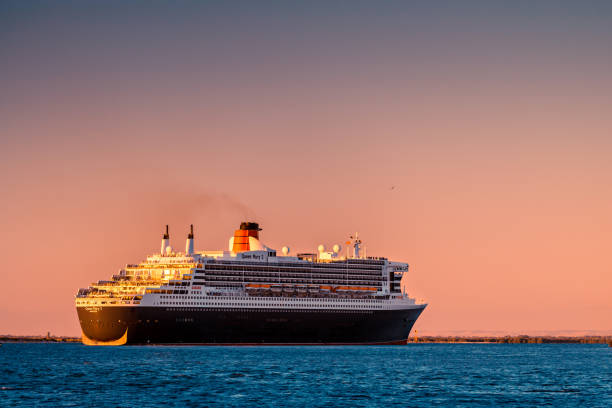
[332,244,342,253]
[317,244,325,253]
[281,246,290,256]
[165,246,173,255]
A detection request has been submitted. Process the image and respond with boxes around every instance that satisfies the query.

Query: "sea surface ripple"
[1,343,610,407]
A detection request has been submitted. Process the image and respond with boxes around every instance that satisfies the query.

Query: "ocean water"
[1,343,610,407]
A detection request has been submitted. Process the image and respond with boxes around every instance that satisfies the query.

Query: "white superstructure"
[75,223,426,313]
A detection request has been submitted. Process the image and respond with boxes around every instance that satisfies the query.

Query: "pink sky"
[1,2,611,335]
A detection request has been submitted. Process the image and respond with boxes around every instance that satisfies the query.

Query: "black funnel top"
[240,222,261,231]
[163,225,169,239]
[188,224,194,239]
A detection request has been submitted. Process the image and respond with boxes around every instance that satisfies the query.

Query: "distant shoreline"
[409,335,612,345]
[0,335,81,343]
[1,334,611,345]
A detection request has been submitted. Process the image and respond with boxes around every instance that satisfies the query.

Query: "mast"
[349,233,362,259]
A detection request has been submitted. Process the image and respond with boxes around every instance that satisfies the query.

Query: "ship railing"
[239,291,383,300]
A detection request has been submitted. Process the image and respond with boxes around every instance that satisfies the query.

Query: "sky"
[1,1,611,336]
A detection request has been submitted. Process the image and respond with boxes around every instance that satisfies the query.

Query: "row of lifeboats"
[245,283,378,293]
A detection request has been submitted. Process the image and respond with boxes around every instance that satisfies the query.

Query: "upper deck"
[76,223,417,306]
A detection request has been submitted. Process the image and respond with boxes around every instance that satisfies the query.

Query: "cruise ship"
[75,222,427,345]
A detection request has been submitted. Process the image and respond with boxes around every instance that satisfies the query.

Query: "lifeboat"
[335,286,377,292]
[245,283,270,290]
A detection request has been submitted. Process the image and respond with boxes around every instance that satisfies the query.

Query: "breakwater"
[0,335,81,343]
[409,335,612,344]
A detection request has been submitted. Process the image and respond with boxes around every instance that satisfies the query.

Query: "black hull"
[77,306,425,345]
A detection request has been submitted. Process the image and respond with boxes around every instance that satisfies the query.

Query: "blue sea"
[1,343,610,407]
